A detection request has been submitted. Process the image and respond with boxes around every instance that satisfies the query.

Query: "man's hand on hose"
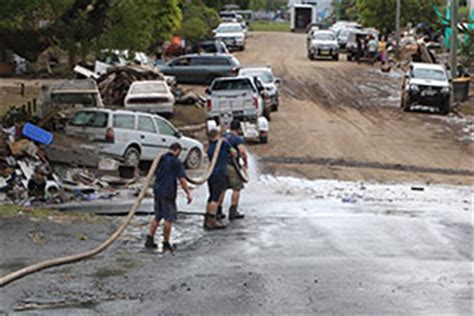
[186,192,193,204]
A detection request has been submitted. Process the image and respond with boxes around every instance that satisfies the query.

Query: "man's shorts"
[227,165,244,191]
[207,174,228,203]
[154,196,177,222]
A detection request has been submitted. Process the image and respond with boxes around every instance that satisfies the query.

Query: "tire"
[259,135,268,144]
[440,101,450,115]
[263,107,271,121]
[347,54,353,62]
[333,54,339,61]
[402,97,411,112]
[185,147,202,169]
[240,46,245,51]
[123,146,140,166]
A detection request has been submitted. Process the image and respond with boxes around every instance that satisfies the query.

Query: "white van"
[65,109,203,168]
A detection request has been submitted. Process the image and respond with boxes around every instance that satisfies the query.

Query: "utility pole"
[395,0,401,59]
[450,0,459,79]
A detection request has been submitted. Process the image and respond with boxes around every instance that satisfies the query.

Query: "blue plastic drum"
[22,123,54,145]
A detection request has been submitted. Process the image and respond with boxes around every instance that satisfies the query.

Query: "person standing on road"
[378,36,387,64]
[145,143,192,252]
[217,120,248,221]
[205,129,237,230]
[368,36,378,65]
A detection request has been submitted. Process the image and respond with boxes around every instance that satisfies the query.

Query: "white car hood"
[215,32,244,38]
[180,136,203,151]
[409,78,449,88]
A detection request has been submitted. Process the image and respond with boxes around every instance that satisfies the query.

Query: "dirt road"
[235,32,473,185]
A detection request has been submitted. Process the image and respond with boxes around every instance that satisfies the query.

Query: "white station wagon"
[65,109,203,168]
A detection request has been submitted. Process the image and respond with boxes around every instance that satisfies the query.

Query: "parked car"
[94,50,149,76]
[336,27,358,51]
[188,40,229,54]
[401,63,451,114]
[36,79,104,118]
[65,109,204,168]
[205,76,270,143]
[158,54,240,85]
[124,80,175,115]
[307,30,339,61]
[213,22,246,51]
[239,65,281,111]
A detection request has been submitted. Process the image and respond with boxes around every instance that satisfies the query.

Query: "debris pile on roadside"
[0,121,141,207]
[97,65,166,106]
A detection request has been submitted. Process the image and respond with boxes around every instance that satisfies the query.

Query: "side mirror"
[205,88,211,95]
[175,131,182,138]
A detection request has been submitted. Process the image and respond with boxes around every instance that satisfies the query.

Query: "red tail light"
[206,99,212,111]
[253,96,259,109]
[105,127,115,143]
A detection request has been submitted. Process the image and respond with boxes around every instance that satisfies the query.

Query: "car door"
[154,117,182,156]
[166,57,192,83]
[137,114,162,160]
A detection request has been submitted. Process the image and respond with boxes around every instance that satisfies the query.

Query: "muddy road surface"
[1,165,472,314]
[235,32,473,185]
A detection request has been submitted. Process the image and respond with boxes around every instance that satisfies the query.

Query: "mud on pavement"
[235,32,474,185]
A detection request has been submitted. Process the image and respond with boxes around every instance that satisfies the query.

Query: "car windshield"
[216,25,242,33]
[240,70,273,84]
[130,82,167,94]
[412,68,447,81]
[70,111,108,128]
[51,93,96,106]
[314,33,335,41]
[212,79,254,91]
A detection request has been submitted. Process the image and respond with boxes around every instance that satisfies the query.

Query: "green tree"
[356,0,443,33]
[180,1,220,41]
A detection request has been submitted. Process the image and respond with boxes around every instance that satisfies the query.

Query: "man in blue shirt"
[145,143,192,252]
[219,120,248,220]
[205,129,236,230]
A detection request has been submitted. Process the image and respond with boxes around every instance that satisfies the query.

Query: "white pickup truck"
[205,76,270,143]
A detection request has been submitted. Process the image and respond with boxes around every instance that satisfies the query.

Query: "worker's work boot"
[162,241,175,253]
[216,205,226,220]
[144,235,158,249]
[229,205,245,220]
[203,213,226,230]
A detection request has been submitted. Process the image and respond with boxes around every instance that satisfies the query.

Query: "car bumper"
[311,48,339,57]
[124,102,174,114]
[408,92,450,107]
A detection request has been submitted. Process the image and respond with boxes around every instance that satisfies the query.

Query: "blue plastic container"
[22,123,54,145]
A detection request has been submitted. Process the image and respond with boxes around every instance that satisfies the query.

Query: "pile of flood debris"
[0,121,143,207]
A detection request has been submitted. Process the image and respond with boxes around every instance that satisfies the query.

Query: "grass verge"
[0,204,102,223]
[249,21,291,33]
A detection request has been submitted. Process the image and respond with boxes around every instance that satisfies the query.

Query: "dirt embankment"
[235,32,474,185]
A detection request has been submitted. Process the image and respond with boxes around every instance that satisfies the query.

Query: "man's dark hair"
[208,129,219,139]
[230,120,241,131]
[169,142,182,151]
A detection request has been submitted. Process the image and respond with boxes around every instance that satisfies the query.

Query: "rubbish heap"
[0,121,139,207]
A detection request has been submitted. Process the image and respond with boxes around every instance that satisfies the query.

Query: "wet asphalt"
[0,158,472,315]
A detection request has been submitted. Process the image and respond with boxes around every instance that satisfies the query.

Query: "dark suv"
[188,40,229,54]
[159,54,240,84]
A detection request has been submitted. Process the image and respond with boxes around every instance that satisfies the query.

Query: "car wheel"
[333,54,339,61]
[402,97,411,112]
[185,147,202,169]
[347,54,353,61]
[440,101,450,115]
[263,107,271,121]
[124,146,140,166]
[259,135,268,144]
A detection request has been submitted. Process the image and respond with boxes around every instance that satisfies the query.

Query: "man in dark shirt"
[145,143,192,252]
[205,129,236,230]
[219,120,248,220]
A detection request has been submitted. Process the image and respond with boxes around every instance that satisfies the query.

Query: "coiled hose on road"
[0,139,249,287]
